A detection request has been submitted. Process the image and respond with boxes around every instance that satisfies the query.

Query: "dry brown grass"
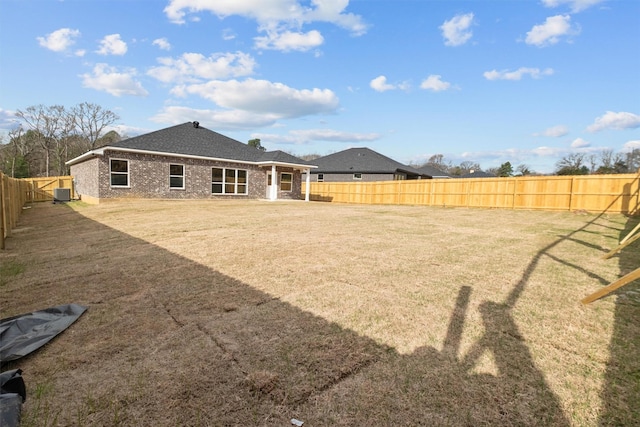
[1,199,638,426]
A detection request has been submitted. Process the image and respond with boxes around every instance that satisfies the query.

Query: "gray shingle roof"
[415,164,450,178]
[459,170,496,178]
[107,122,313,166]
[311,147,425,176]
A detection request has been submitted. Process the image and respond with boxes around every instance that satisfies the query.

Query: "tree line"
[3,106,638,178]
[0,103,120,178]
[414,150,640,177]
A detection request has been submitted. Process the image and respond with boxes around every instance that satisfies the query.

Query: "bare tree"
[422,154,452,173]
[72,102,119,151]
[515,164,533,176]
[599,149,615,170]
[52,107,78,176]
[458,161,481,175]
[14,103,120,177]
[15,105,67,176]
[555,153,588,175]
[3,126,34,177]
[587,154,598,174]
[626,148,640,172]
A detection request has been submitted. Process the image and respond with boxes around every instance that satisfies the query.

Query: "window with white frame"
[169,164,185,189]
[212,167,248,195]
[317,173,324,182]
[110,159,129,187]
[281,172,293,192]
[353,173,362,180]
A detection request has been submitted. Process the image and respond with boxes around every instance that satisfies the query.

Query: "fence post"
[568,176,575,212]
[0,172,5,249]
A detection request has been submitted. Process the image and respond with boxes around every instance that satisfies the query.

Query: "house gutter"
[66,147,317,170]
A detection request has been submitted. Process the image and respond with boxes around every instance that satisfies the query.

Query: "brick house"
[307,147,429,182]
[66,122,316,203]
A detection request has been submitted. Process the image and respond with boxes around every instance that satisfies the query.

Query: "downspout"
[305,168,311,202]
[270,164,277,201]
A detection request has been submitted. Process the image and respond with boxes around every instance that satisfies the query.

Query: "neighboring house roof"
[66,122,315,169]
[459,170,496,178]
[415,164,451,178]
[311,147,426,177]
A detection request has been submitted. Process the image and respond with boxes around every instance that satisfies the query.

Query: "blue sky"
[1,0,639,173]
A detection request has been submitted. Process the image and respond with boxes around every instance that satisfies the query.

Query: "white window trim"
[280,172,293,192]
[353,173,362,180]
[110,158,130,188]
[212,167,249,195]
[317,173,324,182]
[169,163,185,190]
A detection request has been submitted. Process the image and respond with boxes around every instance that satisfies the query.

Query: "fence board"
[1,174,75,248]
[23,176,75,201]
[304,173,640,215]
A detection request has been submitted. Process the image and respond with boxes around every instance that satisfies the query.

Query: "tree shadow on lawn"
[2,202,581,426]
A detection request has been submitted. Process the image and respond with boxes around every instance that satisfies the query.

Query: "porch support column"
[304,168,311,202]
[270,164,277,201]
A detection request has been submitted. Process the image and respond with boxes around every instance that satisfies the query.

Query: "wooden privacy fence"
[304,173,640,215]
[22,176,75,202]
[0,173,74,249]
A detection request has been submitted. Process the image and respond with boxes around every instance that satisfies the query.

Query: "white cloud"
[150,105,281,129]
[483,67,554,81]
[370,75,409,92]
[163,0,368,53]
[531,146,566,157]
[170,78,339,120]
[587,111,640,132]
[222,29,236,40]
[304,0,368,35]
[81,63,148,97]
[37,28,81,52]
[253,129,381,145]
[542,0,605,13]
[525,15,579,47]
[152,38,171,50]
[420,75,451,92]
[0,108,20,131]
[110,124,149,138]
[148,52,256,83]
[96,34,128,56]
[254,29,324,52]
[535,125,569,137]
[370,75,394,92]
[440,13,474,47]
[570,137,590,148]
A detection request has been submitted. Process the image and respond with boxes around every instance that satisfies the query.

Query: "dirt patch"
[1,200,638,425]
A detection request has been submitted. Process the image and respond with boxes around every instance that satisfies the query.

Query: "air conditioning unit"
[53,188,71,202]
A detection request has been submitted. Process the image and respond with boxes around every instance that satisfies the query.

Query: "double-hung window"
[212,167,248,195]
[110,159,129,187]
[281,172,293,192]
[280,172,293,191]
[169,164,185,189]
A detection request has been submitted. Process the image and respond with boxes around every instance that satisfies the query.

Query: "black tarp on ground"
[0,303,87,363]
[0,304,86,427]
[0,369,25,427]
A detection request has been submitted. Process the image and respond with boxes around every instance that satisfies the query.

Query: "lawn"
[1,200,638,426]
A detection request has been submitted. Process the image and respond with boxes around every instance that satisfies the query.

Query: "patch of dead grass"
[1,200,638,426]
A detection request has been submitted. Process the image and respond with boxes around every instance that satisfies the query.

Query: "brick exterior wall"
[72,151,304,201]
[70,156,100,199]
